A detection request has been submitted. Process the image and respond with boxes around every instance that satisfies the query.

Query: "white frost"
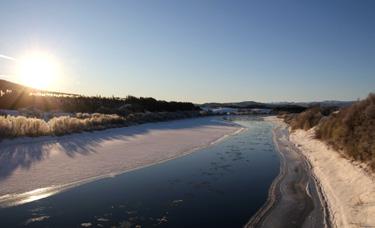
[0,117,241,203]
[291,128,375,228]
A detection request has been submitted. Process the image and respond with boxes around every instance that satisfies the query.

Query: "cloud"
[0,54,17,61]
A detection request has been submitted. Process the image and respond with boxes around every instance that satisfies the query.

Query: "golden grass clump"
[0,113,126,138]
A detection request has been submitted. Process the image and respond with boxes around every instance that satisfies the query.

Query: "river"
[0,117,280,228]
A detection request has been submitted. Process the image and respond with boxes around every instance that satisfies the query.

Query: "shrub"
[0,116,50,137]
[284,107,324,130]
[0,113,126,138]
[316,93,375,169]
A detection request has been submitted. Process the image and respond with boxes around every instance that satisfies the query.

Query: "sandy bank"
[291,127,375,228]
[0,117,241,203]
[247,116,326,228]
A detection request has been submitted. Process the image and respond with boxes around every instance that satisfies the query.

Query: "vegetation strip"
[0,111,205,139]
[280,93,375,171]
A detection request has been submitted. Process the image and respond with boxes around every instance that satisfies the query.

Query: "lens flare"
[17,51,60,89]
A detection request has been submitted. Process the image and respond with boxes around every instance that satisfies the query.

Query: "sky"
[0,0,374,103]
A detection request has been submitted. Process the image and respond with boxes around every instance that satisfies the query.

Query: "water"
[0,117,279,228]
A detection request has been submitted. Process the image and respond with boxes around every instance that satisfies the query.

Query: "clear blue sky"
[0,0,374,103]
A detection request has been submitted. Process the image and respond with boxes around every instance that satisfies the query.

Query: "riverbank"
[246,116,328,228]
[291,126,375,228]
[254,116,375,228]
[0,117,242,207]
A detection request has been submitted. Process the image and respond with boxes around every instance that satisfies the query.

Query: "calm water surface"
[0,117,279,228]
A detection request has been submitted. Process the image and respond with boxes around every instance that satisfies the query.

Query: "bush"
[282,94,375,170]
[0,116,50,137]
[284,107,324,130]
[316,93,375,169]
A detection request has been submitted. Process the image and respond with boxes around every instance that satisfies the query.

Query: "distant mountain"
[202,100,353,108]
[201,101,307,113]
[201,101,266,109]
[201,99,354,113]
[269,100,354,108]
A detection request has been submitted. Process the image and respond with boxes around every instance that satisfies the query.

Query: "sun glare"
[17,51,60,90]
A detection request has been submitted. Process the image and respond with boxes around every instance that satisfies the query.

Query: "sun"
[17,51,60,90]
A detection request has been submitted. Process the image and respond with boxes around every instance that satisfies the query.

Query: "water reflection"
[0,187,61,208]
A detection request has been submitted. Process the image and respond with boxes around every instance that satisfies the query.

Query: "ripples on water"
[0,117,279,228]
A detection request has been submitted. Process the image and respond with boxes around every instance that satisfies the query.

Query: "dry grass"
[0,116,50,137]
[0,113,126,138]
[316,94,375,169]
[283,106,324,130]
[282,94,375,170]
[0,111,203,139]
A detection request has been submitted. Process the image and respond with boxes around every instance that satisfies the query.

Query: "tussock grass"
[0,111,203,139]
[0,113,125,138]
[0,116,50,137]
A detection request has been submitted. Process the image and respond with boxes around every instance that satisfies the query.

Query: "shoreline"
[293,136,333,228]
[244,125,286,227]
[290,127,375,227]
[0,117,243,207]
[246,116,328,228]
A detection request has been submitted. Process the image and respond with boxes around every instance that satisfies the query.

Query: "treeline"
[0,80,207,139]
[281,94,375,170]
[0,91,199,114]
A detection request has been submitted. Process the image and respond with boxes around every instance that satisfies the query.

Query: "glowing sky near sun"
[0,0,374,102]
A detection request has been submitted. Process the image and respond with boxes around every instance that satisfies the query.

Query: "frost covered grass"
[0,111,205,139]
[0,113,126,138]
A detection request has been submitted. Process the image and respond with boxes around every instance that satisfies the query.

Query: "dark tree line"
[0,81,199,114]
